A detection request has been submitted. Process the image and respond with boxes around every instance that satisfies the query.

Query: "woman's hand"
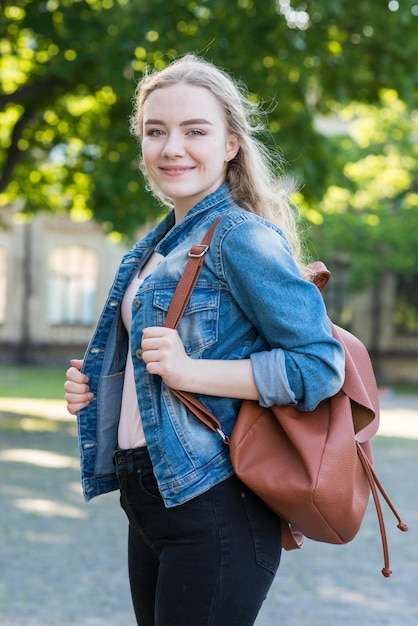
[141,327,192,390]
[64,359,93,415]
[141,327,259,400]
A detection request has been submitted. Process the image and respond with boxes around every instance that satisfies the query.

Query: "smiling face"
[141,83,239,220]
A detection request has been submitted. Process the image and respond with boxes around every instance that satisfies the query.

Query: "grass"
[0,364,66,400]
[391,383,418,395]
[0,364,72,433]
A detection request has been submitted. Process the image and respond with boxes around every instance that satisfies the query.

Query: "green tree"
[306,90,418,286]
[1,0,417,265]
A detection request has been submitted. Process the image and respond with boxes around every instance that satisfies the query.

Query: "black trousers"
[115,447,282,626]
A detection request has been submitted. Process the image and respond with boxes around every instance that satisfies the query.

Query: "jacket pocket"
[153,284,220,356]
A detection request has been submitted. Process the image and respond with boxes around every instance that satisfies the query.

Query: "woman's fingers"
[70,358,83,371]
[64,359,92,414]
[65,364,88,385]
[141,327,190,388]
[65,397,92,415]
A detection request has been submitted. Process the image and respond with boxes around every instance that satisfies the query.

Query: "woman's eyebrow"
[144,118,213,126]
[180,119,213,126]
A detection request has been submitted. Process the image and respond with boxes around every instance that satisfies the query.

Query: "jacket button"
[135,348,143,359]
[134,298,141,308]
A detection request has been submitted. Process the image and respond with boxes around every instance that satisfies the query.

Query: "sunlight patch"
[378,409,418,440]
[15,498,87,518]
[318,585,394,611]
[0,448,79,469]
[0,397,71,421]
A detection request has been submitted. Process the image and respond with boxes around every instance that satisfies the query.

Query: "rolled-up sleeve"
[220,217,345,411]
[250,348,297,407]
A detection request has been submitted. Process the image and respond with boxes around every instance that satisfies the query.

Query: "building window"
[393,273,418,335]
[0,247,6,324]
[48,246,98,325]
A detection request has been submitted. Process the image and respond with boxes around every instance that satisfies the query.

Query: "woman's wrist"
[177,357,259,401]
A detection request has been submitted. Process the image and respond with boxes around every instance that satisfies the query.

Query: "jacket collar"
[155,184,234,256]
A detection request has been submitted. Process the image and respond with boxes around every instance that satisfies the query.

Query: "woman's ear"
[225,134,240,162]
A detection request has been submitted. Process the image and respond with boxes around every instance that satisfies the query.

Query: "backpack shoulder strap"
[163,218,222,330]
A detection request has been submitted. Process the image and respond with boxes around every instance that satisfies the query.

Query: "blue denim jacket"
[77,184,345,505]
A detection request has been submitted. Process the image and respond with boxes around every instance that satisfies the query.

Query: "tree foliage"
[305,90,418,286]
[1,0,417,281]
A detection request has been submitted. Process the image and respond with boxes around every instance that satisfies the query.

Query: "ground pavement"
[0,392,417,625]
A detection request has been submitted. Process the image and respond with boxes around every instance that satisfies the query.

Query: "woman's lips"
[160,166,195,175]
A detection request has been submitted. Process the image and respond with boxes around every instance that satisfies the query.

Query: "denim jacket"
[77,184,345,506]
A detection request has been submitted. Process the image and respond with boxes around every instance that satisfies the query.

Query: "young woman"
[65,54,345,626]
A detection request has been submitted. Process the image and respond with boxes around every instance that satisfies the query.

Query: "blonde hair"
[130,54,303,263]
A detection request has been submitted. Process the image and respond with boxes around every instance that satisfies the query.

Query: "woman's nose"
[161,132,185,158]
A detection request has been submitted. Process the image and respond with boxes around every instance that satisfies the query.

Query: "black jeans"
[115,448,282,626]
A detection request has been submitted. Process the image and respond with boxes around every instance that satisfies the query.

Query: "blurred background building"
[0,207,126,366]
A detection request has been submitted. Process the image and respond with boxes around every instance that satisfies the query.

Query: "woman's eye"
[147,129,165,137]
[188,129,205,137]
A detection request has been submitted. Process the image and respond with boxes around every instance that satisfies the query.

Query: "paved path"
[0,393,417,625]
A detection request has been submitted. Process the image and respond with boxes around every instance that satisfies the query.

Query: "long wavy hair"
[130,54,303,264]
